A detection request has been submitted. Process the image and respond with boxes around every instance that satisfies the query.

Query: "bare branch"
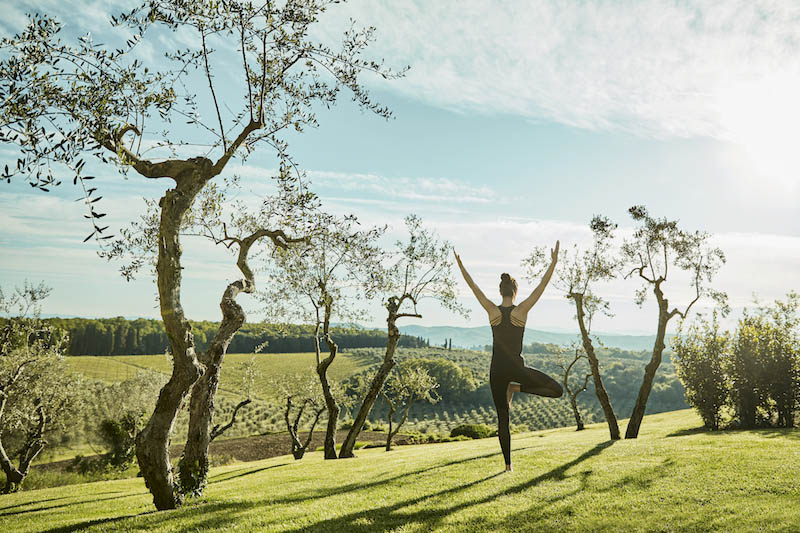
[201,28,227,153]
[209,398,252,441]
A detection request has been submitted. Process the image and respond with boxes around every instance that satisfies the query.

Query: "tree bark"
[315,301,340,460]
[135,162,211,510]
[179,279,247,496]
[286,398,324,460]
[340,297,421,458]
[317,358,339,459]
[179,227,303,494]
[573,294,620,440]
[569,395,585,431]
[625,284,669,439]
[385,405,395,452]
[339,301,403,459]
[385,396,413,452]
[0,400,45,493]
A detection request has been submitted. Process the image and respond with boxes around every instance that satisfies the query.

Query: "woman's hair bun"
[499,273,518,297]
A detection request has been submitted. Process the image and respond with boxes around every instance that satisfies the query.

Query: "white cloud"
[308,169,497,204]
[317,0,800,143]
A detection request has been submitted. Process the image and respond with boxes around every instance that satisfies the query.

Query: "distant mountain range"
[399,324,673,352]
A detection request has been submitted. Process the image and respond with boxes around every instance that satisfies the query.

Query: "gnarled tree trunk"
[625,284,669,439]
[0,402,45,493]
[285,397,325,460]
[135,164,210,510]
[315,298,340,460]
[340,298,413,459]
[568,394,585,431]
[178,280,247,495]
[384,395,413,452]
[178,227,298,494]
[573,294,620,440]
[339,329,398,457]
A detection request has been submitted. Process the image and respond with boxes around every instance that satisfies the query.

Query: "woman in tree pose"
[454,243,563,472]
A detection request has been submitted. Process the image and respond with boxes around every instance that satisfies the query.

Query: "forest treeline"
[12,317,429,356]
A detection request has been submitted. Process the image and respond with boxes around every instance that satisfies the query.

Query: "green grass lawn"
[3,409,799,532]
[66,352,372,401]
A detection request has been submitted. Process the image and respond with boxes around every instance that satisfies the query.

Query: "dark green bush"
[450,424,494,439]
[98,415,138,468]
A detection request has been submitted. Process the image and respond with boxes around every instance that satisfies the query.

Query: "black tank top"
[491,305,525,366]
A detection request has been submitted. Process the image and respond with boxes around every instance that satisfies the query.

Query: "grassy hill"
[3,409,798,532]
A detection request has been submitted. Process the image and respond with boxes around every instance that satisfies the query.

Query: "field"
[61,348,686,442]
[65,352,372,400]
[2,409,799,532]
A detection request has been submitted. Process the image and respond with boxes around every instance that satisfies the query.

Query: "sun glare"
[716,73,800,191]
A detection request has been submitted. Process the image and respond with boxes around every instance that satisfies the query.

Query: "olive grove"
[0,0,401,509]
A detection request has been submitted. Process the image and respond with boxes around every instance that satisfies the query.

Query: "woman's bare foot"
[506,382,520,406]
[505,464,513,472]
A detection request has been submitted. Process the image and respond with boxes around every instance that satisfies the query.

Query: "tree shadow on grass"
[23,444,552,533]
[486,455,676,531]
[41,511,158,533]
[268,444,538,506]
[667,425,800,440]
[0,495,73,512]
[278,440,616,533]
[37,443,539,532]
[0,492,145,518]
[751,427,800,440]
[666,426,707,438]
[208,463,289,484]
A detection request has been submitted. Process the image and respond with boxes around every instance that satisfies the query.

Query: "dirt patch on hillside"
[35,430,405,473]
[171,430,403,463]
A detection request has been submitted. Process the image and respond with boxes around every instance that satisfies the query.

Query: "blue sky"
[2,1,800,334]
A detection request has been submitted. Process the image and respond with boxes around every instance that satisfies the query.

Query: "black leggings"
[490,361,563,466]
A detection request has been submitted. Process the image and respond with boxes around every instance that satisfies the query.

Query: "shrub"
[450,424,494,439]
[403,433,471,445]
[673,313,729,430]
[98,416,138,468]
[509,423,529,434]
[673,295,800,430]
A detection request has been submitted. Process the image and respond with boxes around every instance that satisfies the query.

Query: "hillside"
[400,324,675,351]
[2,410,798,532]
[64,349,688,440]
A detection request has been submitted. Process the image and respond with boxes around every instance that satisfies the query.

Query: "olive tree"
[339,215,467,458]
[622,205,726,439]
[266,213,384,459]
[177,179,309,495]
[89,370,167,470]
[0,283,83,493]
[523,215,621,440]
[278,372,327,460]
[104,169,313,495]
[754,293,800,428]
[555,345,592,431]
[382,362,439,451]
[0,1,400,509]
[207,356,260,443]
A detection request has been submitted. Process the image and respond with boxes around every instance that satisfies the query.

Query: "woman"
[454,243,563,472]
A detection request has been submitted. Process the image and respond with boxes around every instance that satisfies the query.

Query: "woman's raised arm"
[454,251,500,321]
[514,240,559,317]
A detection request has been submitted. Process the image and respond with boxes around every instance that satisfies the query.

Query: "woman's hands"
[454,249,464,269]
[551,240,560,264]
